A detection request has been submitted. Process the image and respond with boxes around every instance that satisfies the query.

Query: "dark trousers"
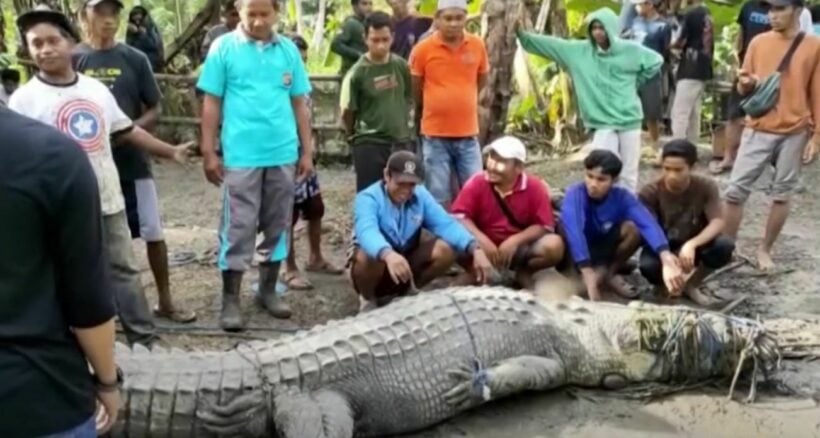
[639,236,735,286]
[352,141,415,192]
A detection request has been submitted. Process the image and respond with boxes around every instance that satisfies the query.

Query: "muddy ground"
[130,147,820,437]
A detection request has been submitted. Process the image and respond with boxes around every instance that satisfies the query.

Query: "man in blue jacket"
[350,151,493,310]
[560,150,684,301]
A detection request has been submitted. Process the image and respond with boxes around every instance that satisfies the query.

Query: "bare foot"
[756,247,776,272]
[603,275,640,299]
[685,285,724,308]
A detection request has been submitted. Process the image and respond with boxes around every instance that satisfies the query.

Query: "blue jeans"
[41,416,96,438]
[421,136,483,204]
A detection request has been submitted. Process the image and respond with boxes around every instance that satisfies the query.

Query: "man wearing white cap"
[451,136,565,289]
[409,0,489,207]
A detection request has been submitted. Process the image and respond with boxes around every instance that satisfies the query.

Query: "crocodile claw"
[444,363,492,409]
[197,390,268,437]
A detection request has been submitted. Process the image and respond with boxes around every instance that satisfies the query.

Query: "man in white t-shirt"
[10,8,191,346]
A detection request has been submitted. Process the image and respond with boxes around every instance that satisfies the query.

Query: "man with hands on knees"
[560,150,685,301]
[197,0,315,331]
[349,151,493,311]
[451,136,565,289]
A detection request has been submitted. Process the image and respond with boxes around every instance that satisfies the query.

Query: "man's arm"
[559,186,592,266]
[411,75,424,128]
[342,69,357,136]
[517,30,579,69]
[331,19,365,59]
[292,96,313,157]
[809,53,820,147]
[200,94,222,158]
[133,52,162,130]
[353,192,392,259]
[119,126,182,159]
[420,187,477,254]
[636,44,664,86]
[623,190,669,255]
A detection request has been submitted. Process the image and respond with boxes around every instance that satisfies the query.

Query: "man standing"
[627,0,672,150]
[10,9,192,346]
[410,0,489,207]
[343,11,414,192]
[451,136,565,289]
[518,8,663,192]
[389,0,433,59]
[639,140,734,306]
[713,0,771,174]
[201,1,240,59]
[0,104,120,436]
[560,150,684,301]
[198,0,315,331]
[332,0,373,77]
[75,0,195,323]
[125,5,164,72]
[724,0,820,271]
[669,0,714,144]
[350,151,492,310]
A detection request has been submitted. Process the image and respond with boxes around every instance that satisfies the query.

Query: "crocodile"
[111,286,779,437]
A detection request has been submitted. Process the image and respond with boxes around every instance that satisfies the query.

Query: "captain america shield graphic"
[56,99,105,153]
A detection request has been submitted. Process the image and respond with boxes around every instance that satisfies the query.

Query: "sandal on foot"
[305,260,344,275]
[282,271,313,290]
[708,160,732,175]
[153,306,197,323]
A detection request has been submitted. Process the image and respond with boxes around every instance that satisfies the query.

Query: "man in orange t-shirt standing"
[409,0,489,208]
[724,0,820,271]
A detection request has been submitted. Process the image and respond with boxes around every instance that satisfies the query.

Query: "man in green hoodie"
[518,8,663,191]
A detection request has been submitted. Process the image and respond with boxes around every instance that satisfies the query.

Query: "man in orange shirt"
[409,0,489,207]
[724,0,820,271]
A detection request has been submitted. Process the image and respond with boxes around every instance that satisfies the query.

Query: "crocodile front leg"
[444,356,565,409]
[273,389,354,438]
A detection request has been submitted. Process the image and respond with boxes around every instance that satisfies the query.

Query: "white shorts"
[121,178,165,242]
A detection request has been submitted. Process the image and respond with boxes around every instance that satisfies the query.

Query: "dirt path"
[133,151,820,437]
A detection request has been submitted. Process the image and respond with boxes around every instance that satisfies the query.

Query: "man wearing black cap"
[724,0,820,271]
[349,151,492,310]
[10,7,194,346]
[75,0,196,324]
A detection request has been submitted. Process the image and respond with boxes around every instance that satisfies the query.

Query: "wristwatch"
[93,366,123,393]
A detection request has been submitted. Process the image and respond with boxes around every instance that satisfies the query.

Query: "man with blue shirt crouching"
[197,0,315,331]
[350,151,493,311]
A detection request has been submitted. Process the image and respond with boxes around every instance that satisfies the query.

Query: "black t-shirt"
[737,0,771,64]
[0,108,115,436]
[73,43,162,181]
[676,4,714,81]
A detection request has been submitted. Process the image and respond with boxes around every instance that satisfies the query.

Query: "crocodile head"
[604,303,780,387]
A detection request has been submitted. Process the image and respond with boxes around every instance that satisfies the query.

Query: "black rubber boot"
[220,270,244,332]
[256,262,292,319]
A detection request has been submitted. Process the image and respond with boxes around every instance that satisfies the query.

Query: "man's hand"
[678,241,697,273]
[476,235,500,267]
[296,154,314,183]
[804,140,819,164]
[171,141,195,166]
[580,267,603,301]
[737,69,758,93]
[471,248,493,284]
[497,238,521,269]
[383,250,412,285]
[95,389,121,435]
[202,152,224,186]
[660,251,685,296]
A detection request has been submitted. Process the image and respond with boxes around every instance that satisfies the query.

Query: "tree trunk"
[478,0,527,146]
[0,2,6,54]
[163,0,222,67]
[294,0,304,36]
[548,0,569,38]
[312,0,327,50]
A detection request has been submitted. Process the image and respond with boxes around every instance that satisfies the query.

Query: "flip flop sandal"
[282,271,314,290]
[153,306,197,323]
[708,160,732,175]
[168,250,197,268]
[305,261,344,275]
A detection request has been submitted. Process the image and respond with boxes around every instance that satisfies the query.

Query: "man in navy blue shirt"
[560,150,684,301]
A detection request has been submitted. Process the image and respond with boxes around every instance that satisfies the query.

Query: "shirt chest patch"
[372,74,398,91]
[282,72,292,87]
[55,99,106,154]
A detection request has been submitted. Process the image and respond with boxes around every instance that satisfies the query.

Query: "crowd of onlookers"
[0,0,819,435]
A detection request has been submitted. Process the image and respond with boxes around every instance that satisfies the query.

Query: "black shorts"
[639,73,664,122]
[351,237,437,302]
[292,193,324,226]
[555,221,620,269]
[639,236,735,285]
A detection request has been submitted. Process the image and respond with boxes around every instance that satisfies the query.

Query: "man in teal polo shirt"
[197,0,314,331]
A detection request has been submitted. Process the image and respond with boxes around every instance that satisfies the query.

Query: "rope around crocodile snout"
[636,310,781,403]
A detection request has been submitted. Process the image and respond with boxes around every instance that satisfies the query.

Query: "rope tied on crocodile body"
[635,309,781,403]
[234,342,276,432]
